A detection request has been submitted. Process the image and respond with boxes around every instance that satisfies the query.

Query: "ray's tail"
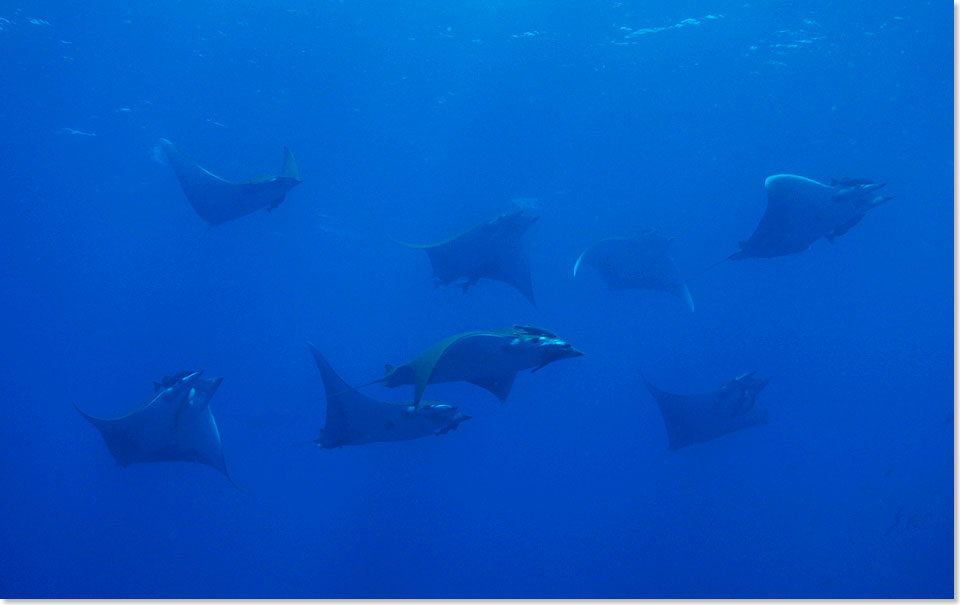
[692,255,732,279]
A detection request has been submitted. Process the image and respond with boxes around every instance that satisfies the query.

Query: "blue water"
[0,0,952,598]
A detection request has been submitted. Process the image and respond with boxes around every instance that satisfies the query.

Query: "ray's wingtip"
[306,341,327,366]
[72,400,99,423]
[638,368,657,394]
[682,284,695,312]
[280,146,300,180]
[763,174,784,187]
[391,236,426,248]
[573,250,586,277]
[223,469,247,493]
[72,400,88,417]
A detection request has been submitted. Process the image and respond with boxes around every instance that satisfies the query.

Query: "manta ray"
[731,174,891,259]
[309,345,470,448]
[160,138,302,225]
[74,370,239,488]
[398,209,539,305]
[376,325,583,408]
[643,371,770,449]
[573,230,694,311]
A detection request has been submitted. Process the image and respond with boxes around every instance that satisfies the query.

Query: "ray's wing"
[75,380,237,488]
[405,332,478,408]
[483,239,536,305]
[160,139,300,225]
[465,373,516,404]
[643,375,768,449]
[310,344,401,447]
[165,406,241,490]
[475,212,538,303]
[172,406,230,473]
[641,376,701,449]
[160,139,245,224]
[575,237,653,289]
[733,175,836,258]
[389,330,523,407]
[426,331,524,403]
[310,344,460,447]
[279,146,299,180]
[398,211,538,304]
[74,390,181,466]
[758,175,834,233]
[575,235,693,311]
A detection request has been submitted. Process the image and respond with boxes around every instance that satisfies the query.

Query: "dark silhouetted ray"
[160,138,302,225]
[398,210,539,305]
[309,345,469,448]
[574,231,694,311]
[731,174,891,259]
[643,371,770,449]
[75,370,239,488]
[376,325,583,408]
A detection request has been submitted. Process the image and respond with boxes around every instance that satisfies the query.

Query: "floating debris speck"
[58,128,96,136]
[619,13,724,40]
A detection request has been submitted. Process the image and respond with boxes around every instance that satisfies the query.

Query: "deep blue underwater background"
[0,0,953,598]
